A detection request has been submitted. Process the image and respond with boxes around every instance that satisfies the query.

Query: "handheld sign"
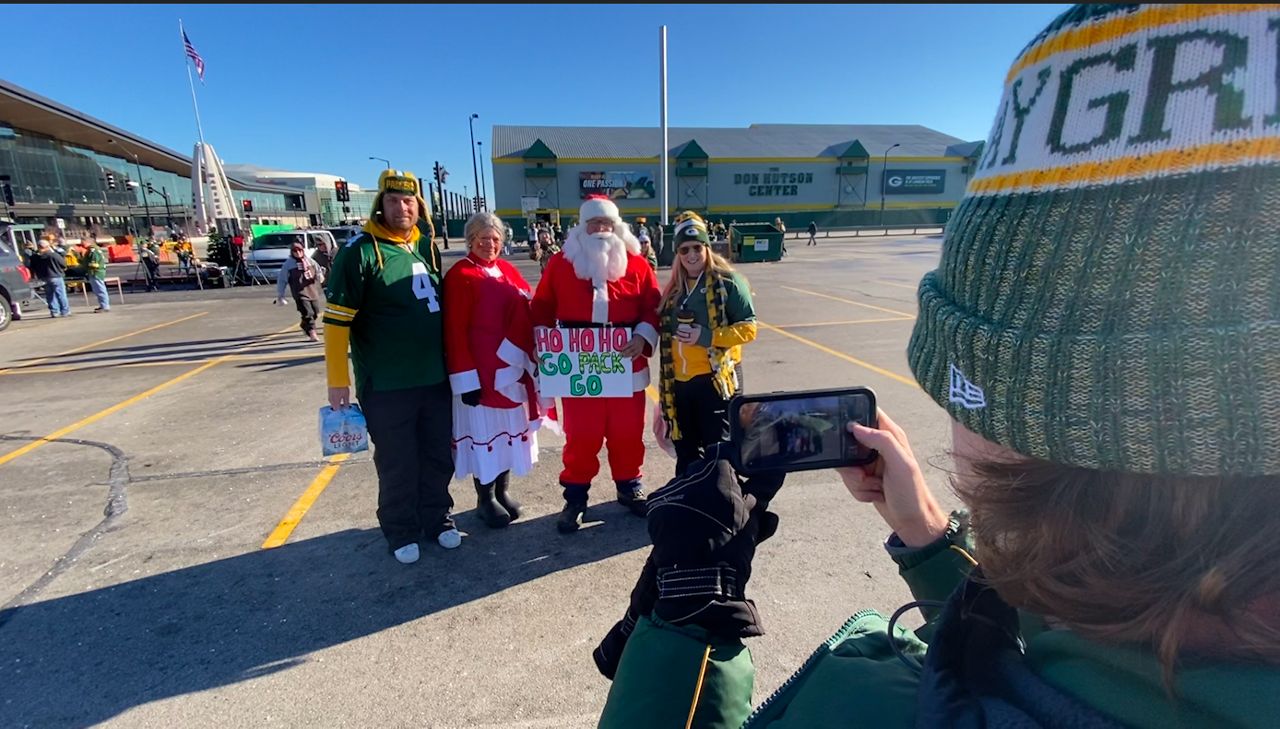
[535,326,633,397]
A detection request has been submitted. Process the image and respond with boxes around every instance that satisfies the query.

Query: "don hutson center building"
[490,123,983,229]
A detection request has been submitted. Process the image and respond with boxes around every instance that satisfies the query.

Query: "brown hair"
[955,458,1280,685]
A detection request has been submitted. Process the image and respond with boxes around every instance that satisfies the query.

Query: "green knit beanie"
[907,4,1280,477]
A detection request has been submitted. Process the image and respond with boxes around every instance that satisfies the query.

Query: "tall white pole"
[180,20,208,151]
[180,19,211,232]
[659,26,669,226]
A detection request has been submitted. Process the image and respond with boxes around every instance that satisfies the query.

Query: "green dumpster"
[729,223,784,263]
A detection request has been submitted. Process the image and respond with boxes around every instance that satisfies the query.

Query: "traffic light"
[334,180,350,202]
[105,172,116,190]
[146,182,156,195]
[242,199,253,213]
[1,183,13,207]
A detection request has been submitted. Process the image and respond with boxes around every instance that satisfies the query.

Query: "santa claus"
[531,195,661,533]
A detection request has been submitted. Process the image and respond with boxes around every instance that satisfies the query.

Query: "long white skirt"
[451,399,539,484]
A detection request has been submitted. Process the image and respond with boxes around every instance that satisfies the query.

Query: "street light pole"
[476,140,487,211]
[369,156,391,170]
[879,143,900,228]
[468,113,480,212]
[107,138,152,232]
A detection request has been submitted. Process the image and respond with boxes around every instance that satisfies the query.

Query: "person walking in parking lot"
[275,239,324,342]
[806,220,818,246]
[323,169,457,565]
[85,241,110,312]
[29,240,70,318]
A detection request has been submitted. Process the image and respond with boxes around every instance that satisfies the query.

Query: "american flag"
[183,30,205,82]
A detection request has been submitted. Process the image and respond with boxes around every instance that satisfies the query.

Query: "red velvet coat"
[443,254,538,410]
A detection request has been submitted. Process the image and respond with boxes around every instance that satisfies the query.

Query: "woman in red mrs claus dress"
[444,213,542,529]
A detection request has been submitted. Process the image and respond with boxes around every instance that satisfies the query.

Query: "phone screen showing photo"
[736,392,874,472]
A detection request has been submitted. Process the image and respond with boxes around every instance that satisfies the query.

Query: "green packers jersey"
[323,232,446,394]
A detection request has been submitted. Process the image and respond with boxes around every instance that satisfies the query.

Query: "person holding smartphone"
[595,6,1280,727]
[656,211,757,476]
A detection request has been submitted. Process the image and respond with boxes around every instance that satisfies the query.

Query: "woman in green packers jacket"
[657,211,756,477]
[594,6,1280,727]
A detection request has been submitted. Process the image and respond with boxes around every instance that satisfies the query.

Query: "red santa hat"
[579,194,621,224]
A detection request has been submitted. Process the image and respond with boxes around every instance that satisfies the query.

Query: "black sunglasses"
[678,243,705,255]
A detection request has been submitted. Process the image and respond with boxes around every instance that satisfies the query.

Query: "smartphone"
[728,387,878,476]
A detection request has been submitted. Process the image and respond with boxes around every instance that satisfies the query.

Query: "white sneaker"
[393,543,420,564]
[436,529,462,550]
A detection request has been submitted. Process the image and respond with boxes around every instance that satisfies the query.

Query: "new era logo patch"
[949,364,986,410]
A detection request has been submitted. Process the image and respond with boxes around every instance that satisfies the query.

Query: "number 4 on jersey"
[410,262,440,312]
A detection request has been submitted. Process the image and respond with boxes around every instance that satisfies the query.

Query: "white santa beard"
[563,230,629,286]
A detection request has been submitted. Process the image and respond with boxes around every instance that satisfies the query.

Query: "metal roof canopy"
[0,79,297,196]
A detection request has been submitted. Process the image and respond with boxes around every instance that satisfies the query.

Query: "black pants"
[360,381,455,550]
[672,374,730,476]
[143,258,160,289]
[294,296,320,334]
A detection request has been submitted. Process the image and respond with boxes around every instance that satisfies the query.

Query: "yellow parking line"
[262,453,352,549]
[0,350,322,376]
[874,280,920,292]
[0,311,209,374]
[781,286,916,319]
[0,360,222,467]
[757,320,919,389]
[775,317,914,329]
[0,324,298,468]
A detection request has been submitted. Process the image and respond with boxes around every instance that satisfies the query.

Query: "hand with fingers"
[838,409,950,548]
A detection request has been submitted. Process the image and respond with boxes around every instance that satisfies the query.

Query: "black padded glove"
[593,443,784,680]
[460,389,482,407]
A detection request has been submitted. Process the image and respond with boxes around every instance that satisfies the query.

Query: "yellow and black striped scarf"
[659,269,739,441]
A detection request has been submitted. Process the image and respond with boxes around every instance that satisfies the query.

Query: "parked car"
[242,230,334,282]
[326,225,362,248]
[0,221,37,331]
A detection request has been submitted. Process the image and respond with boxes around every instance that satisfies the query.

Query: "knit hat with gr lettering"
[907,4,1280,476]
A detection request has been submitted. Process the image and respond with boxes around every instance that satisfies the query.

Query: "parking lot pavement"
[0,234,956,728]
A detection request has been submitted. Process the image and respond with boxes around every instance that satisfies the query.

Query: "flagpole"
[180,19,211,233]
[180,19,208,151]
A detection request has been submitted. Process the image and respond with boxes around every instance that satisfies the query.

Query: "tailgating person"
[323,169,456,565]
[443,212,540,529]
[594,5,1280,727]
[84,241,111,313]
[656,211,757,476]
[28,240,70,318]
[275,239,324,342]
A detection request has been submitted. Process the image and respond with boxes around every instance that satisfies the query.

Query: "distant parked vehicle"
[0,221,37,332]
[243,230,335,282]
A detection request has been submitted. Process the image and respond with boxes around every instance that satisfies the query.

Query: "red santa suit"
[531,222,661,494]
[444,253,541,484]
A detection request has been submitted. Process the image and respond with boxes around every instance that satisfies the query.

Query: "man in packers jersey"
[323,169,457,565]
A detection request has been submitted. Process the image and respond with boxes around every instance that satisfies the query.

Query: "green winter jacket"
[599,519,1280,728]
[86,247,108,280]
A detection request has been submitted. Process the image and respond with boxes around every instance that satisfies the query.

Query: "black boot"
[557,499,587,534]
[615,479,648,518]
[474,478,512,529]
[493,471,522,521]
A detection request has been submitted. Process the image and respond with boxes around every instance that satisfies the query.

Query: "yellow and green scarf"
[659,269,740,441]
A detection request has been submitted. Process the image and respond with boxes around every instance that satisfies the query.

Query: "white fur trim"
[632,368,650,391]
[634,321,659,350]
[496,338,530,372]
[591,284,610,323]
[449,369,481,393]
[579,197,619,223]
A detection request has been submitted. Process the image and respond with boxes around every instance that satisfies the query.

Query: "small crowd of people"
[319,170,758,565]
[21,232,198,315]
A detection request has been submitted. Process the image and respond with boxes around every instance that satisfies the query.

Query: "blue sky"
[5,4,1068,199]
